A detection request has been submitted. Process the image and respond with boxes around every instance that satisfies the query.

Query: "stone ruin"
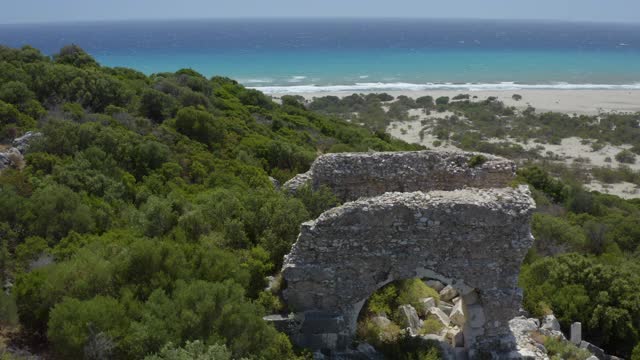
[270,150,536,359]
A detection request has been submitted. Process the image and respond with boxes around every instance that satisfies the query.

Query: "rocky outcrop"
[0,131,41,171]
[282,150,516,201]
[0,147,23,171]
[12,131,41,154]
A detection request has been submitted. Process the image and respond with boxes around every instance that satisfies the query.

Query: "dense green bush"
[615,149,636,164]
[0,44,427,359]
[144,341,233,360]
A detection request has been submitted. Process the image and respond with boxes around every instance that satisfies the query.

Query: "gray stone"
[454,348,468,360]
[282,150,517,200]
[466,304,486,328]
[508,317,548,360]
[397,305,422,331]
[12,131,41,154]
[440,285,458,302]
[429,307,451,327]
[422,334,445,342]
[571,322,582,345]
[541,314,561,332]
[445,327,464,348]
[300,312,345,334]
[269,176,281,189]
[0,147,23,171]
[438,301,454,315]
[579,341,605,360]
[282,171,312,194]
[418,297,437,315]
[425,279,446,292]
[450,300,465,326]
[586,357,599,360]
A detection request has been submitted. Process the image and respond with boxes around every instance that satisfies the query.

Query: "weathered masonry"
[283,151,517,201]
[274,151,536,358]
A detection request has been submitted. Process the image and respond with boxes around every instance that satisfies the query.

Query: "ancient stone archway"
[275,151,536,358]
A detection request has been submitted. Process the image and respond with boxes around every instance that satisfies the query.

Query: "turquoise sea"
[2,19,640,93]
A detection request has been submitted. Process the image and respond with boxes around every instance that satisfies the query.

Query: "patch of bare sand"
[387,110,463,151]
[585,181,640,199]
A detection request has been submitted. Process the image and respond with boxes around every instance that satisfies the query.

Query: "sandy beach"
[275,90,640,115]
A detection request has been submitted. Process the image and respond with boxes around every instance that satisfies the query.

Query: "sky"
[1,0,639,24]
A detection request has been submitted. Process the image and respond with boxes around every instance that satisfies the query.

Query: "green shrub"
[435,96,449,105]
[47,296,128,359]
[396,279,440,311]
[366,284,398,316]
[544,336,592,360]
[419,316,444,335]
[467,154,487,167]
[616,149,636,164]
[632,343,640,360]
[356,318,402,348]
[0,293,18,326]
[144,341,233,360]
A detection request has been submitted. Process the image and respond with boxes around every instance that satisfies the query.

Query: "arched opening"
[354,274,481,358]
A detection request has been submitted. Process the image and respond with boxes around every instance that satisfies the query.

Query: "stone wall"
[280,186,535,357]
[283,150,516,201]
[274,151,536,358]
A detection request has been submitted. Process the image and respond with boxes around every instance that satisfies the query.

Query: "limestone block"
[422,334,445,342]
[429,307,451,326]
[440,285,458,302]
[450,300,465,326]
[445,327,464,348]
[541,314,561,332]
[571,322,582,345]
[419,297,436,315]
[438,301,454,315]
[397,305,422,331]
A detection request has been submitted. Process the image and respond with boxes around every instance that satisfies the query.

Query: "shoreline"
[267,89,640,115]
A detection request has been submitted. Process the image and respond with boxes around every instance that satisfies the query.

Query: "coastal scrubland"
[0,45,639,359]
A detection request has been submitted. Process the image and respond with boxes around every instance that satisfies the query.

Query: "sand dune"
[289,90,640,115]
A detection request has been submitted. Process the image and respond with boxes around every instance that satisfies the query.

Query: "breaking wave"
[250,81,640,94]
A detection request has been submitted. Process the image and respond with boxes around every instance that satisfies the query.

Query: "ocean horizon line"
[3,17,640,27]
[250,82,640,94]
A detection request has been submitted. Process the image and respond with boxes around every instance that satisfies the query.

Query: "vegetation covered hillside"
[0,44,421,359]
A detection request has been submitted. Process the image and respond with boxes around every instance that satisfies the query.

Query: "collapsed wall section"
[284,151,516,201]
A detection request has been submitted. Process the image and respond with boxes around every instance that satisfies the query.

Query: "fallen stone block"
[429,307,451,326]
[440,284,458,302]
[450,300,465,326]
